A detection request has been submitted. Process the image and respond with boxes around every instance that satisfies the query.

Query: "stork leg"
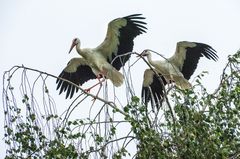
[84,74,105,93]
[91,80,104,102]
[90,75,106,104]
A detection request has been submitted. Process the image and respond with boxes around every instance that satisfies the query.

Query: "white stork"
[141,41,218,108]
[56,14,147,99]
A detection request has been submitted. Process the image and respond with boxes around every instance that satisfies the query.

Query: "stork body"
[56,14,147,99]
[144,54,191,89]
[141,41,218,108]
[73,41,124,87]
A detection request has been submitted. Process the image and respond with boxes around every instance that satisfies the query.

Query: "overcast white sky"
[1,0,240,157]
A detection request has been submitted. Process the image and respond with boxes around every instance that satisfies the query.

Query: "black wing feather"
[56,65,97,99]
[109,14,147,70]
[181,42,218,80]
[141,71,167,109]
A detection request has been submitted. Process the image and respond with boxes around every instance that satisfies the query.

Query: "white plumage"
[69,38,124,87]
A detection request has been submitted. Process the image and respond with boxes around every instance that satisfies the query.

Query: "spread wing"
[169,41,218,80]
[96,14,147,70]
[141,69,168,109]
[56,58,97,99]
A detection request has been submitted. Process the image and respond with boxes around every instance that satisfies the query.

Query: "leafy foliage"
[2,50,240,158]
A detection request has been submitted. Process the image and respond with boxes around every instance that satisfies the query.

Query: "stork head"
[69,38,80,53]
[139,49,151,57]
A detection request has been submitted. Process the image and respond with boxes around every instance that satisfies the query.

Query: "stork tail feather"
[107,69,124,87]
[174,77,192,89]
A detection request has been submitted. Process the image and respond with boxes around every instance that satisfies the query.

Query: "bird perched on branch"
[56,14,147,99]
[141,41,218,108]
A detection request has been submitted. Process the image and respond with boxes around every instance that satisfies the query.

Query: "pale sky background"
[1,0,240,158]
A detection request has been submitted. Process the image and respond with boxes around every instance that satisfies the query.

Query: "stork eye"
[72,38,77,43]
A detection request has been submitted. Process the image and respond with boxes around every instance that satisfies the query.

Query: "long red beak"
[68,42,76,53]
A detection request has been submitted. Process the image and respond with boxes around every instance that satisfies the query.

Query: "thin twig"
[5,65,128,117]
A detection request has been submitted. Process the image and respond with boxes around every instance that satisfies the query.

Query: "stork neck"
[75,43,81,53]
[75,43,90,59]
[147,53,157,66]
[75,43,84,57]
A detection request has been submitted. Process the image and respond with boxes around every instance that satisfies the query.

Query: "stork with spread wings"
[56,14,147,99]
[141,41,218,108]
